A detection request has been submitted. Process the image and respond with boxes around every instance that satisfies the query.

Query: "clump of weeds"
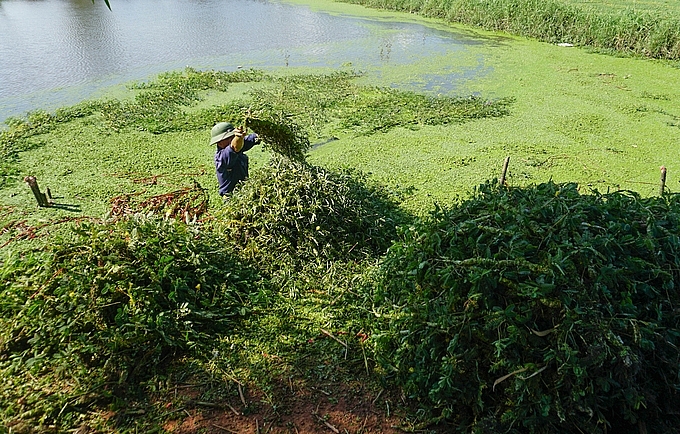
[213,155,411,272]
[0,215,268,431]
[371,180,680,433]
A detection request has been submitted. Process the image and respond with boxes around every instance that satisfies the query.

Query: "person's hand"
[231,128,245,152]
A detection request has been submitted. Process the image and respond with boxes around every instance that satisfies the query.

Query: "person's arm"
[241,133,259,153]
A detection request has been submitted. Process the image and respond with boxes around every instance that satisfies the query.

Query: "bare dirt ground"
[161,378,439,434]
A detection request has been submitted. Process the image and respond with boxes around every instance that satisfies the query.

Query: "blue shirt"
[215,133,258,195]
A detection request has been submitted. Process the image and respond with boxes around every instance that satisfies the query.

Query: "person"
[210,122,260,196]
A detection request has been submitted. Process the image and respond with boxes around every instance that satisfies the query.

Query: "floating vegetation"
[338,89,512,134]
[1,68,511,183]
[0,104,101,189]
[100,68,270,134]
[247,71,512,137]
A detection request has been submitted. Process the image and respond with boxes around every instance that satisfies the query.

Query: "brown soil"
[160,378,437,434]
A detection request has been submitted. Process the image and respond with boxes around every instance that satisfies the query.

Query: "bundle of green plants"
[246,113,311,162]
[370,181,680,433]
[213,156,410,270]
[340,0,680,61]
[0,216,266,429]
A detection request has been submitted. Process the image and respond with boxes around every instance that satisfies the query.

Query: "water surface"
[0,0,501,123]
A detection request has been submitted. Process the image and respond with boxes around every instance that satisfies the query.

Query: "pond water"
[0,0,501,123]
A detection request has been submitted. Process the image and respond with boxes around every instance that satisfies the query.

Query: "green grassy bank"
[336,0,680,60]
[567,0,680,16]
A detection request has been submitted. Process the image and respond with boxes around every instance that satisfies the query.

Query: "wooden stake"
[23,176,49,207]
[660,166,667,196]
[499,156,510,186]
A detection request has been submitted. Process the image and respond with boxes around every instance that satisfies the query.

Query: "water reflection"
[0,0,502,123]
[61,0,125,80]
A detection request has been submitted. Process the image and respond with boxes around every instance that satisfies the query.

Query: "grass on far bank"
[336,0,680,60]
[566,0,680,16]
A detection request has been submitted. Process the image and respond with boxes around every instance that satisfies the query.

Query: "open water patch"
[0,0,504,124]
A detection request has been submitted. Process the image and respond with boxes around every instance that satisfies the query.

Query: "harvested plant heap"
[372,181,680,433]
[214,156,408,269]
[0,216,265,428]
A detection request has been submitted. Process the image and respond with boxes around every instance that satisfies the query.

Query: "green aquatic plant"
[100,68,269,133]
[372,181,680,433]
[0,67,511,210]
[0,103,101,189]
[247,71,511,137]
[0,216,267,428]
[214,156,410,269]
